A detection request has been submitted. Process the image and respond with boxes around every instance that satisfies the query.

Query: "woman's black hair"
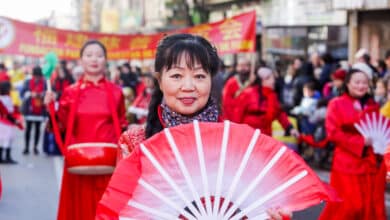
[321,53,334,64]
[59,64,74,82]
[122,62,131,73]
[80,40,107,58]
[32,66,43,77]
[145,34,220,138]
[141,73,158,97]
[342,68,372,101]
[0,81,11,95]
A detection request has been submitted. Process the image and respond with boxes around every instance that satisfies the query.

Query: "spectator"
[128,73,157,124]
[53,64,74,99]
[222,57,253,121]
[291,81,319,134]
[319,53,336,88]
[257,67,299,137]
[310,52,322,80]
[119,62,139,93]
[377,60,387,78]
[374,78,387,106]
[385,49,390,76]
[322,68,346,100]
[352,48,374,80]
[211,59,226,105]
[292,61,317,107]
[279,58,302,111]
[21,66,46,155]
[72,66,84,81]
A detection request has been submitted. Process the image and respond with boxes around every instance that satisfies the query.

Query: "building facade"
[332,0,390,63]
[261,0,348,72]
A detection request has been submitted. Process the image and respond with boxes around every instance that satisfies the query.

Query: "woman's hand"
[267,207,292,220]
[364,137,373,147]
[44,91,56,105]
[290,128,300,138]
[386,172,390,183]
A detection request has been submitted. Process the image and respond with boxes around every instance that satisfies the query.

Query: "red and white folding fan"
[354,112,390,155]
[118,121,337,220]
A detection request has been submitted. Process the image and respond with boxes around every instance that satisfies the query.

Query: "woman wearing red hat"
[319,69,386,220]
[322,68,346,100]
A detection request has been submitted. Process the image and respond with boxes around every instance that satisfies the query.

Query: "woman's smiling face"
[347,71,369,98]
[159,53,212,115]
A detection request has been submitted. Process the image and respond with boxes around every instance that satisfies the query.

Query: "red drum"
[66,143,118,175]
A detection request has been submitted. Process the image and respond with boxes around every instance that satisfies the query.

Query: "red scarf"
[29,77,45,115]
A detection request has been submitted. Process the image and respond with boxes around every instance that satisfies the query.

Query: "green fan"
[42,52,58,92]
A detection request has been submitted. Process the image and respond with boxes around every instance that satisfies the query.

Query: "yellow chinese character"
[130,36,151,50]
[34,28,58,45]
[218,42,230,51]
[219,19,243,41]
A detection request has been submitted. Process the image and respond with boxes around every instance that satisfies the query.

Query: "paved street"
[0,126,62,220]
[0,128,389,219]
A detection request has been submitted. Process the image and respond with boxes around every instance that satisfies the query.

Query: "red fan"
[118,121,337,219]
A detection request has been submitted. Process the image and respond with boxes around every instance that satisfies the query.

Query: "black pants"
[25,120,42,151]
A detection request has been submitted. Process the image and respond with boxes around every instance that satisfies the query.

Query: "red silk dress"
[319,94,386,220]
[56,77,127,220]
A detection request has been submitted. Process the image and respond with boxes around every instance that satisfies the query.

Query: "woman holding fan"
[320,69,386,220]
[96,34,292,220]
[44,40,127,220]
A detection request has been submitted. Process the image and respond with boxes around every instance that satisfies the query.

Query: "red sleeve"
[117,125,145,161]
[326,99,365,157]
[234,92,248,123]
[277,111,292,130]
[57,86,72,131]
[136,82,145,96]
[132,93,143,107]
[96,147,142,220]
[322,83,331,98]
[222,77,238,120]
[263,89,279,123]
[0,101,8,116]
[117,91,128,130]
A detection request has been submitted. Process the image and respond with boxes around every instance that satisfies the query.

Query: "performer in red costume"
[234,67,298,136]
[95,34,291,220]
[222,57,253,122]
[0,77,21,164]
[128,73,157,124]
[233,75,278,135]
[45,40,127,220]
[319,69,386,220]
[21,66,46,155]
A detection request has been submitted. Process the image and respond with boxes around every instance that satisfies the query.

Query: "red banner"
[0,11,255,60]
